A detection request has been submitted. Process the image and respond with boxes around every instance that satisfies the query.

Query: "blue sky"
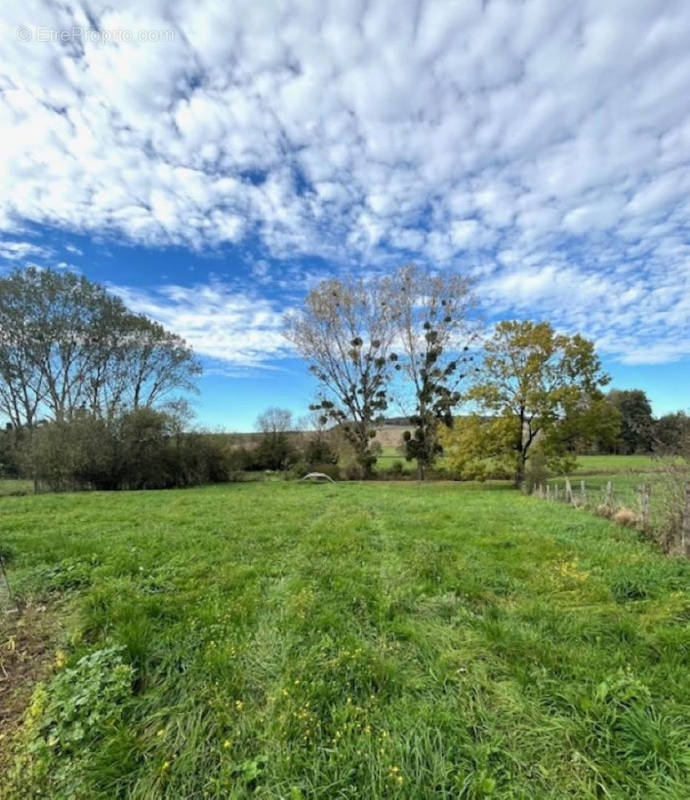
[1,0,689,430]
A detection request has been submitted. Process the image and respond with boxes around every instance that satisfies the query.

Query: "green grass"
[573,455,675,474]
[547,457,689,541]
[0,478,34,496]
[374,451,669,478]
[2,482,689,798]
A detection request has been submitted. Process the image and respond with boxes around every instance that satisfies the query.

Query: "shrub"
[343,462,365,480]
[18,410,232,491]
[308,462,341,480]
[302,436,339,467]
[0,425,22,478]
[523,450,548,494]
[19,414,117,491]
[594,503,614,519]
[613,507,638,527]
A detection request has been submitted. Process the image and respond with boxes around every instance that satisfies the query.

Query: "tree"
[284,276,397,476]
[254,407,296,471]
[110,315,201,414]
[552,393,622,454]
[654,411,690,455]
[0,423,21,478]
[393,265,476,480]
[297,411,340,468]
[0,267,200,427]
[444,320,610,486]
[607,389,654,454]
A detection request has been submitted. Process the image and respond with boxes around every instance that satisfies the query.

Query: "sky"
[0,0,689,431]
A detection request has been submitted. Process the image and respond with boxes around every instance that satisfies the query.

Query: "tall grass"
[2,482,689,798]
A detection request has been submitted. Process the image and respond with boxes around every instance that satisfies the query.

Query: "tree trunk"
[515,453,526,488]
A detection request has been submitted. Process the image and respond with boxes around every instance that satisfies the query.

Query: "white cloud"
[110,281,292,367]
[0,0,689,363]
[0,240,53,261]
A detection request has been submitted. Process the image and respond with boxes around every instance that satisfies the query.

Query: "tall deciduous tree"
[393,265,476,480]
[607,389,654,454]
[654,411,690,455]
[0,267,200,427]
[443,320,610,486]
[284,276,397,476]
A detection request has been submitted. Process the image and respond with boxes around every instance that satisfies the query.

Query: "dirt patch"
[0,603,64,771]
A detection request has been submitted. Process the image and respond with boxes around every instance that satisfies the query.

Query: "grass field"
[547,456,689,541]
[0,478,34,497]
[2,482,689,798]
[374,450,672,477]
[572,455,677,474]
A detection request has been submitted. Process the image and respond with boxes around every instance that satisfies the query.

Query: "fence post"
[681,484,690,557]
[546,485,551,500]
[0,553,18,614]
[565,477,575,506]
[639,482,651,529]
[580,480,586,505]
[605,481,613,510]
[554,484,559,501]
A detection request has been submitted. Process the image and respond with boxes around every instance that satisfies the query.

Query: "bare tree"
[255,407,294,436]
[393,265,477,479]
[284,275,397,476]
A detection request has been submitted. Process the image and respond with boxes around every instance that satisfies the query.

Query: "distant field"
[2,482,689,798]
[573,455,674,474]
[374,451,672,478]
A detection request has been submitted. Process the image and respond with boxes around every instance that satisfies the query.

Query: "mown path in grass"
[2,483,689,799]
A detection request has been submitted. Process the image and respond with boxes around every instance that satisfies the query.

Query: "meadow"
[374,449,671,477]
[0,479,33,497]
[1,479,689,798]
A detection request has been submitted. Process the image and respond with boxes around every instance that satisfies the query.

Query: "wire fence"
[532,474,690,557]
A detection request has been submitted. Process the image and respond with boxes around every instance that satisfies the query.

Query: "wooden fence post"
[546,485,551,500]
[605,481,613,509]
[681,484,690,557]
[0,553,18,614]
[639,482,651,529]
[565,478,575,506]
[580,480,586,505]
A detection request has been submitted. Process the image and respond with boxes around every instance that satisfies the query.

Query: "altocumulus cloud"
[1,0,690,366]
[112,282,292,368]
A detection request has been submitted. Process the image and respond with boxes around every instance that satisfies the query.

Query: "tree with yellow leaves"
[442,320,615,486]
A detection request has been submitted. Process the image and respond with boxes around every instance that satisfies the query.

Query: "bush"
[307,462,341,480]
[523,450,548,494]
[18,409,232,491]
[613,507,638,528]
[343,462,365,480]
[20,414,117,491]
[302,436,339,467]
[288,461,341,481]
[0,425,22,478]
